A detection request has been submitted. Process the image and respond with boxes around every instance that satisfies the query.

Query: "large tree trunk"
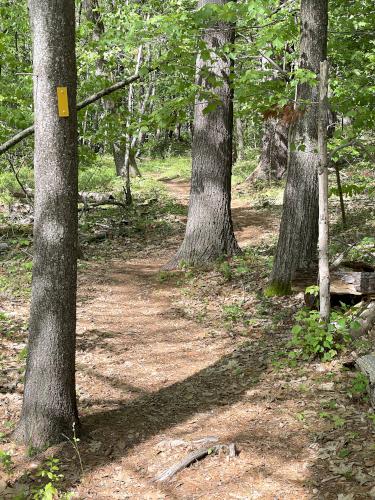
[14,0,79,447]
[267,0,328,295]
[248,115,289,182]
[167,0,240,268]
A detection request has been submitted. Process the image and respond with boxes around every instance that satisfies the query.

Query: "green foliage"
[140,156,191,180]
[79,155,123,193]
[31,457,72,500]
[0,165,34,204]
[264,281,291,297]
[222,303,246,325]
[289,307,360,362]
[0,449,13,472]
[350,372,368,396]
[217,260,232,281]
[319,411,346,428]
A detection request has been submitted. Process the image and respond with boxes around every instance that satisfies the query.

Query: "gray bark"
[167,0,240,268]
[14,0,79,447]
[235,117,244,162]
[268,0,328,294]
[248,114,289,182]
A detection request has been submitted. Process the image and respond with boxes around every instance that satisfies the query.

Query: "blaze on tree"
[14,0,79,447]
[167,0,240,268]
[267,0,328,295]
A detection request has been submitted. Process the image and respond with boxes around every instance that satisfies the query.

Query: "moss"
[264,281,292,297]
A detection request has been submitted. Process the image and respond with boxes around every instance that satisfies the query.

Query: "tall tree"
[267,0,328,295]
[167,0,240,268]
[14,0,79,447]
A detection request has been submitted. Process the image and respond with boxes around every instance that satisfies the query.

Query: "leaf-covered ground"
[0,161,374,499]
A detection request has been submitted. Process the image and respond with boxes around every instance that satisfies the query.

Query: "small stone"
[0,480,7,493]
[318,382,335,391]
[0,243,9,252]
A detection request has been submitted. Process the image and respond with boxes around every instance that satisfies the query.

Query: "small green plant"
[338,448,350,458]
[320,400,338,410]
[289,306,360,362]
[350,372,368,396]
[319,412,346,428]
[156,270,174,283]
[0,449,13,471]
[216,260,232,281]
[32,457,65,500]
[62,422,83,474]
[18,346,28,361]
[222,303,246,324]
[331,415,346,428]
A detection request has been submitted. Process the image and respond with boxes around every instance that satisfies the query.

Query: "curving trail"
[68,179,313,499]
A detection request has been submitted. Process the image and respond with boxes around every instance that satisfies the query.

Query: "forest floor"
[0,159,375,499]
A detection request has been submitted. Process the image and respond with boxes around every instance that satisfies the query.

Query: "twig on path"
[155,443,237,483]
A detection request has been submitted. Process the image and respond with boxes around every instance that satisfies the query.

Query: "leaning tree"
[267,0,328,295]
[14,0,79,447]
[167,0,240,268]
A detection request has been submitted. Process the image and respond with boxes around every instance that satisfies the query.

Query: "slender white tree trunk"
[318,60,330,323]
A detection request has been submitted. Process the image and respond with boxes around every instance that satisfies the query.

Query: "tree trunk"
[235,117,244,162]
[14,0,79,447]
[248,115,288,182]
[82,0,105,76]
[113,143,125,176]
[318,60,330,323]
[166,0,240,269]
[267,0,328,296]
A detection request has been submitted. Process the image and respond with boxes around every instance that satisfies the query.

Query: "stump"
[356,354,375,408]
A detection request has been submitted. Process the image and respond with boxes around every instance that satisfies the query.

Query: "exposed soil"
[1,178,374,499]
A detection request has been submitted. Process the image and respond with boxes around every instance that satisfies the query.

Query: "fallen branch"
[155,443,237,482]
[10,189,125,209]
[80,231,111,244]
[0,68,156,155]
[78,200,127,211]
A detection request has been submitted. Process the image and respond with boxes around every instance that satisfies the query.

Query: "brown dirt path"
[63,179,313,499]
[3,178,369,499]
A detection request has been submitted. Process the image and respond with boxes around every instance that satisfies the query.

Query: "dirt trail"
[2,178,352,499]
[58,178,315,499]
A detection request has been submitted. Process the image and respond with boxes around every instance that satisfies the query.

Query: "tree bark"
[14,0,79,447]
[235,117,244,162]
[248,115,288,182]
[267,0,328,295]
[318,60,330,323]
[166,0,240,268]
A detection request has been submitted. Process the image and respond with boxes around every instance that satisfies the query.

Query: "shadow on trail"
[75,341,269,475]
[231,205,278,233]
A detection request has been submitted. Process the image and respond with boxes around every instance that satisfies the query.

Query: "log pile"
[292,261,375,297]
